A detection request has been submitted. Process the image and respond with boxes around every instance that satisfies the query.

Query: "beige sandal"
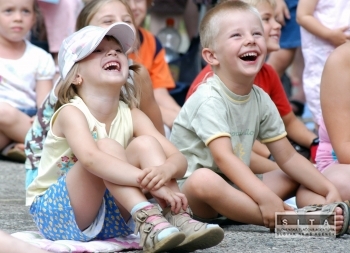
[132,205,185,253]
[0,143,26,163]
[163,207,224,252]
[296,201,350,237]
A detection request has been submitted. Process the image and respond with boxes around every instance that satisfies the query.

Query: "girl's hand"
[137,166,172,191]
[329,27,350,47]
[150,186,188,214]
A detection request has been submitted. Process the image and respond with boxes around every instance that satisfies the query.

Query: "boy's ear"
[202,47,219,66]
[72,74,83,85]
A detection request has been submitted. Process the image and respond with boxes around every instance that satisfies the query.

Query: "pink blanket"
[11,231,141,252]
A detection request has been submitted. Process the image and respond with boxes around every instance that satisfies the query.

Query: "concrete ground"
[1,159,350,253]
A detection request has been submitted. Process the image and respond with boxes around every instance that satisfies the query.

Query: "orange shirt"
[128,27,175,89]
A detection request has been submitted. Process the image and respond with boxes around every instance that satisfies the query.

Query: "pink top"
[315,118,338,172]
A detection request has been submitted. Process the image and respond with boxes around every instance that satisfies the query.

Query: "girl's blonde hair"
[200,1,261,50]
[55,37,142,111]
[57,0,142,111]
[76,0,135,30]
[76,0,140,50]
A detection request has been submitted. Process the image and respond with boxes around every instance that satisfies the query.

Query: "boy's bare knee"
[185,168,222,197]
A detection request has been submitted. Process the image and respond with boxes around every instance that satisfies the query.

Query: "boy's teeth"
[241,52,257,57]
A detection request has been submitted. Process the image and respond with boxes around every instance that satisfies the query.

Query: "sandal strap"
[133,205,175,247]
[297,201,350,237]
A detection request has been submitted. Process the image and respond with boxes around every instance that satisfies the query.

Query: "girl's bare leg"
[66,138,149,230]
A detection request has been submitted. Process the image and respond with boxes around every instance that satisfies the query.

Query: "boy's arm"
[282,112,317,150]
[296,0,350,47]
[208,137,282,205]
[209,136,289,228]
[266,137,341,203]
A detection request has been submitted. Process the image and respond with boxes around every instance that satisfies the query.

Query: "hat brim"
[76,22,135,62]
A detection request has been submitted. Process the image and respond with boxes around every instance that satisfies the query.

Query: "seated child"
[170,1,349,235]
[26,22,224,253]
[187,0,319,168]
[0,0,55,163]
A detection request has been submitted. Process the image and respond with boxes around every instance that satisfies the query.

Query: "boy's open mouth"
[239,52,258,61]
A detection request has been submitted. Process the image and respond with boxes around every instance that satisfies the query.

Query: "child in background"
[316,42,350,201]
[25,0,164,188]
[170,1,349,235]
[0,0,55,162]
[296,0,350,128]
[127,0,181,136]
[26,23,223,253]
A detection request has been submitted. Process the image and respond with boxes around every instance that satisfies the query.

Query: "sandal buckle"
[143,222,154,233]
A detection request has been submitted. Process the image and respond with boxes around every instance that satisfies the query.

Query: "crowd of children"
[1,0,350,252]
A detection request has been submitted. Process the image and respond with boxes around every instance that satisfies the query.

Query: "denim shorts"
[29,174,133,241]
[18,107,37,117]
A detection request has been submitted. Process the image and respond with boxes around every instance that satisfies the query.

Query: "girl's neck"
[80,90,121,125]
[0,38,26,60]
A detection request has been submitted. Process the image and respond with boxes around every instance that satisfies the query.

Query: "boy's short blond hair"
[220,0,276,9]
[200,1,262,50]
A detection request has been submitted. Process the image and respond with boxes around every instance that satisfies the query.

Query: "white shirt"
[0,40,55,109]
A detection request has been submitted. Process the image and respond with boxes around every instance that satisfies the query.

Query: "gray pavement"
[1,159,350,252]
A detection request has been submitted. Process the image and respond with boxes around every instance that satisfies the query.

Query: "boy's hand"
[137,166,172,190]
[325,187,342,204]
[150,186,188,213]
[258,195,290,229]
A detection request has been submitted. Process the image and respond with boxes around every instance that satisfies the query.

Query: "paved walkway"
[1,159,350,252]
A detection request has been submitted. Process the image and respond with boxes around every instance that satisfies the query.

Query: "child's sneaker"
[132,204,186,253]
[163,207,225,252]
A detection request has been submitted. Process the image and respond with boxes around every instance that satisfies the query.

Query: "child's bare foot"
[0,143,26,163]
[14,143,25,151]
[334,207,345,234]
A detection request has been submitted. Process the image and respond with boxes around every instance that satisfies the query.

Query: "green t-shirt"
[170,74,286,180]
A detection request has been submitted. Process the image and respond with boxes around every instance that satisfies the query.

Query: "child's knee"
[129,135,161,151]
[0,103,18,123]
[96,138,124,152]
[184,169,221,195]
